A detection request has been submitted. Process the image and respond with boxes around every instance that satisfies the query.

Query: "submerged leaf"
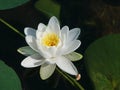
[85,34,120,90]
[0,60,22,90]
[64,52,83,62]
[35,0,60,18]
[0,0,29,10]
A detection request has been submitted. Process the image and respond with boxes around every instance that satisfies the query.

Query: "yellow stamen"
[42,33,59,46]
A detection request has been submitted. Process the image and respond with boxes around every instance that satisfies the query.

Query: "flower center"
[42,33,59,46]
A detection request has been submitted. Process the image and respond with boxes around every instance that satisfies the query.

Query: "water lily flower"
[19,16,82,80]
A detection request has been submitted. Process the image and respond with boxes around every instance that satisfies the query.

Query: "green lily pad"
[35,0,60,18]
[85,34,120,90]
[0,60,22,90]
[0,0,29,10]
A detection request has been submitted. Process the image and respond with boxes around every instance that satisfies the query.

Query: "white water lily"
[19,16,82,80]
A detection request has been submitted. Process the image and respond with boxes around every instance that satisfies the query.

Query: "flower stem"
[0,18,84,90]
[64,71,84,90]
[56,67,84,90]
[0,18,24,38]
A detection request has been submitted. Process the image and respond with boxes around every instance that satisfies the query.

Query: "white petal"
[40,64,56,80]
[24,27,36,37]
[48,16,59,27]
[62,40,81,55]
[21,53,45,68]
[61,26,69,42]
[37,23,46,31]
[61,26,69,35]
[45,57,57,64]
[36,40,53,58]
[68,28,80,42]
[25,36,38,52]
[17,46,36,56]
[56,56,78,75]
[40,47,53,58]
[46,46,57,57]
[36,23,46,39]
[47,16,60,34]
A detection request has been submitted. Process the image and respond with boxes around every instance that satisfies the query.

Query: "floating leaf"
[17,46,36,56]
[64,52,83,62]
[35,0,60,18]
[85,34,120,90]
[0,60,22,90]
[0,0,29,10]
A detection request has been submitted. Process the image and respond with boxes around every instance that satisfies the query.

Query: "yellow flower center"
[42,33,59,46]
